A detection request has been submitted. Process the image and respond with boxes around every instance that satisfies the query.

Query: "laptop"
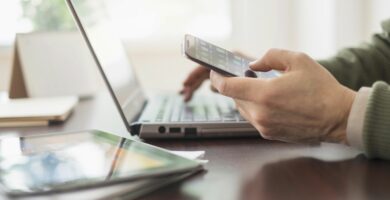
[66,0,259,139]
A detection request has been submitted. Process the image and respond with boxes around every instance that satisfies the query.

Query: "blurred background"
[0,0,390,94]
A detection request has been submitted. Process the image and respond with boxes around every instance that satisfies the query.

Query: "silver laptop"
[67,0,258,139]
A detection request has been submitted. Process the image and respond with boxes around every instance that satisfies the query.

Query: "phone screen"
[184,34,280,78]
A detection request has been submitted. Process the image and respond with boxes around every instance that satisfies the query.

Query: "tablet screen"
[0,130,200,196]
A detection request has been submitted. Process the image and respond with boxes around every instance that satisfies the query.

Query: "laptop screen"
[68,0,147,125]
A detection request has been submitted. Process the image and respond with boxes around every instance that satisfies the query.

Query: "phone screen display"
[185,35,280,78]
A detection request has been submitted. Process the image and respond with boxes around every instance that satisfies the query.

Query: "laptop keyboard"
[140,94,247,123]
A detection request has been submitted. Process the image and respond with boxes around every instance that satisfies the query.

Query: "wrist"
[325,86,357,144]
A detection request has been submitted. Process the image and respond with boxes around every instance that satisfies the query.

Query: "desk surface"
[1,92,389,200]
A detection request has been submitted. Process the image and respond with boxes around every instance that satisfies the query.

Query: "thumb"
[249,59,272,72]
[210,71,265,101]
[249,48,294,72]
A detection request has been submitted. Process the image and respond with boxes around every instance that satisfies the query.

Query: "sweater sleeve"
[346,83,390,160]
[363,81,390,159]
[319,19,390,159]
[318,19,390,91]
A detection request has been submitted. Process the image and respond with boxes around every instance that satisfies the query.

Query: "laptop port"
[169,127,181,134]
[158,126,166,134]
[184,128,197,137]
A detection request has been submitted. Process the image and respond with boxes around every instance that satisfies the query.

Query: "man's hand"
[210,49,356,144]
[180,51,254,102]
[180,66,210,102]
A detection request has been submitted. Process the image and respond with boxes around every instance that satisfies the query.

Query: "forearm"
[318,20,390,91]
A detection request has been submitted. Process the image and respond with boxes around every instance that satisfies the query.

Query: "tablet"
[0,130,202,196]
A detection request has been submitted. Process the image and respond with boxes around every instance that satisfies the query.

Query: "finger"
[182,86,196,102]
[234,99,251,121]
[234,100,266,137]
[181,87,193,102]
[234,99,274,140]
[180,67,210,101]
[182,77,207,101]
[249,48,297,72]
[183,66,210,86]
[210,71,266,101]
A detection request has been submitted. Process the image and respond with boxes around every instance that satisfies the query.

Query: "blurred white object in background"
[231,0,390,59]
[0,91,8,103]
[1,0,390,93]
[9,32,103,98]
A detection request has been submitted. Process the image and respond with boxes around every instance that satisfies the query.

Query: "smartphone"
[183,34,281,78]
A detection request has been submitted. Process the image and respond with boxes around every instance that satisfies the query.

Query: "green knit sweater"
[319,19,390,159]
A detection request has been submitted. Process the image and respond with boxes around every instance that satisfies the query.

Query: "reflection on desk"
[0,92,379,200]
[241,156,390,200]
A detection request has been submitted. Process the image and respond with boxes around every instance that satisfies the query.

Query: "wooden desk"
[1,92,390,200]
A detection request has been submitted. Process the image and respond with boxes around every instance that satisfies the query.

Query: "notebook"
[0,96,78,127]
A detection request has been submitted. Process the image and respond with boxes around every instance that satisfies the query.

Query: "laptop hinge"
[129,122,142,136]
[128,100,148,136]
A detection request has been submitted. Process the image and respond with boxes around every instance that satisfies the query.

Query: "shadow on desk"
[241,155,390,200]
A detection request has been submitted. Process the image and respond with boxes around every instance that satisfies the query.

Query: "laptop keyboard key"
[205,104,221,121]
[222,114,237,122]
[170,99,182,122]
[162,96,175,122]
[193,104,207,122]
[181,105,194,122]
[155,97,168,122]
[146,94,246,124]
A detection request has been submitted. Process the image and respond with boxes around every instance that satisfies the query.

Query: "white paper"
[169,150,208,164]
[0,96,78,119]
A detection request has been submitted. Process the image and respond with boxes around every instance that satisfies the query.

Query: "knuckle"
[265,48,278,57]
[294,52,310,61]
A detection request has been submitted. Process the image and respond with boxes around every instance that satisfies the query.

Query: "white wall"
[1,0,390,93]
[230,0,390,59]
[131,0,390,92]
